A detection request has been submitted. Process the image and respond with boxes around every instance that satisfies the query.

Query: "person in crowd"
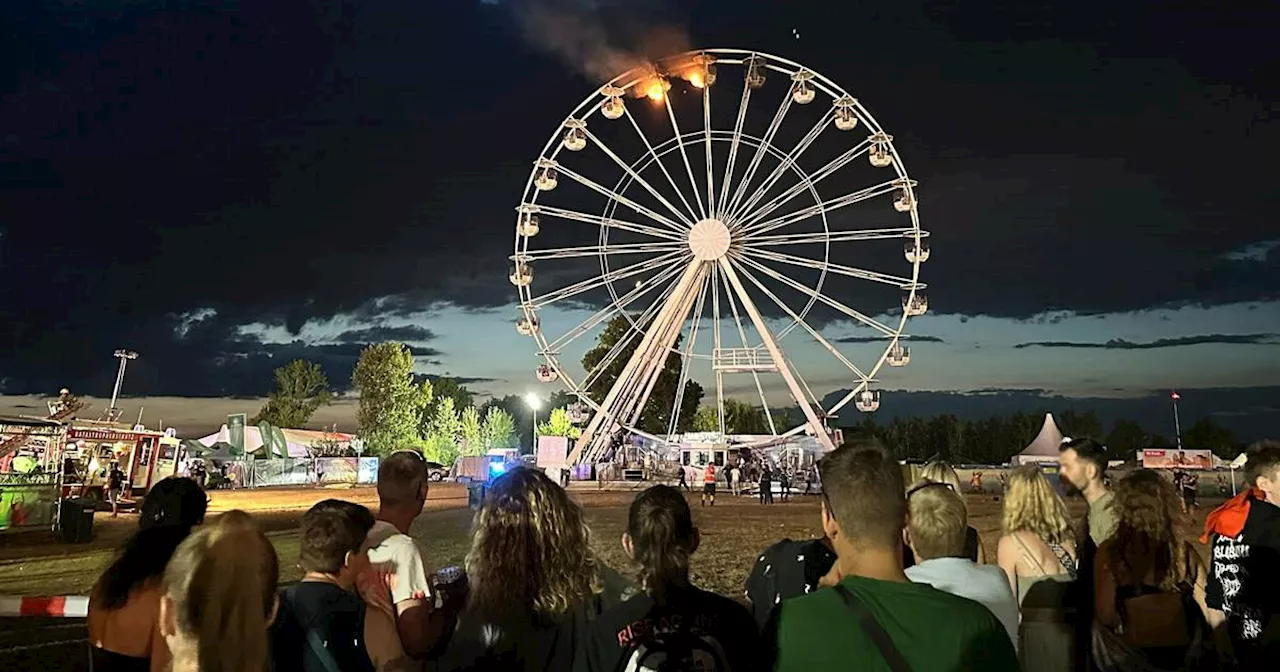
[360,451,460,661]
[435,466,633,671]
[1203,440,1280,667]
[88,476,208,671]
[759,466,773,505]
[767,441,1018,671]
[744,530,838,631]
[778,469,791,503]
[159,511,279,672]
[702,462,717,507]
[272,500,413,672]
[904,461,987,566]
[1182,470,1199,511]
[677,464,690,492]
[729,463,741,497]
[1058,438,1116,546]
[997,465,1080,672]
[108,462,126,517]
[1094,469,1212,670]
[576,485,761,671]
[904,480,1020,649]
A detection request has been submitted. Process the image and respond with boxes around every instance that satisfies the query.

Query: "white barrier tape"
[0,596,90,618]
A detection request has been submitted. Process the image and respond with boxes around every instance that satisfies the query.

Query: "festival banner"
[316,458,359,485]
[228,414,247,456]
[251,458,310,486]
[1142,449,1213,470]
[357,458,379,484]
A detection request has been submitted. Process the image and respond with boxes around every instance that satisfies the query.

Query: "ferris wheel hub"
[687,218,731,261]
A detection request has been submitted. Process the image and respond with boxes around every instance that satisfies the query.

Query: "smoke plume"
[498,0,691,85]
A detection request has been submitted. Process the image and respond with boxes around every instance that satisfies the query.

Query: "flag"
[1171,391,1181,400]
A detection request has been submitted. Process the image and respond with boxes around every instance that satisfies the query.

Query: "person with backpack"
[576,485,761,672]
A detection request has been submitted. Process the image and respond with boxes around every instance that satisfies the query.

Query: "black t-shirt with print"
[1206,497,1280,659]
[271,582,375,672]
[575,586,762,672]
[742,538,837,630]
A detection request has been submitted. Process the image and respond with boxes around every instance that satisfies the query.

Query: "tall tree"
[580,316,704,435]
[1106,419,1150,455]
[422,396,463,465]
[690,405,719,432]
[723,398,769,434]
[481,406,518,452]
[251,359,333,428]
[351,342,422,455]
[1184,416,1238,458]
[429,376,475,413]
[459,406,484,456]
[538,407,582,439]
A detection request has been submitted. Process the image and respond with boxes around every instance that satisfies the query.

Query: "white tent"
[1013,413,1065,465]
[196,425,356,459]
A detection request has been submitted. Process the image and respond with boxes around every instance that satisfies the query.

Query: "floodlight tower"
[105,349,139,422]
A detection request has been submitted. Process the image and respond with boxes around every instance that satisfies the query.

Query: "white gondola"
[568,402,588,424]
[745,56,767,89]
[509,263,532,287]
[893,189,914,212]
[516,315,539,335]
[855,389,881,413]
[869,145,892,167]
[887,343,910,367]
[902,292,928,317]
[535,364,558,383]
[834,107,858,131]
[562,127,586,152]
[791,71,815,105]
[518,214,540,237]
[534,166,558,191]
[688,54,717,88]
[905,241,930,263]
[602,96,625,119]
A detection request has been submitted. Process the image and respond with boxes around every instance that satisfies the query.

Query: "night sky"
[1,1,1276,438]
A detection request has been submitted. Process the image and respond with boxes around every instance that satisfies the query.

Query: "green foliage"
[1059,410,1105,441]
[351,342,422,456]
[580,316,704,435]
[690,405,720,432]
[723,398,770,434]
[251,359,333,428]
[482,406,518,452]
[479,395,533,450]
[459,406,484,456]
[1184,416,1239,459]
[537,407,582,439]
[1106,419,1150,454]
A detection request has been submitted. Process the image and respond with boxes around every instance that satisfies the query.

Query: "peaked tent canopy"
[1014,413,1065,465]
[195,425,357,458]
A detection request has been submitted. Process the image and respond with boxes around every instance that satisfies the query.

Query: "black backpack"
[616,630,732,672]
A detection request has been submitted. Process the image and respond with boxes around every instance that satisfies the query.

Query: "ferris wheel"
[510,49,930,464]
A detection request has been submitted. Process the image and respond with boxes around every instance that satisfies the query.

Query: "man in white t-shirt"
[360,451,457,659]
[903,480,1021,650]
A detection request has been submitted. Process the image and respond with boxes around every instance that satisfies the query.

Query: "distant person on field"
[759,466,773,505]
[997,465,1080,672]
[702,462,717,507]
[88,476,208,671]
[272,500,411,672]
[109,462,127,517]
[766,441,1018,671]
[576,485,761,671]
[904,479,1020,648]
[361,451,458,660]
[159,512,279,672]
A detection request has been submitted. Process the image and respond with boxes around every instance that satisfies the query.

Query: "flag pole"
[1171,391,1183,449]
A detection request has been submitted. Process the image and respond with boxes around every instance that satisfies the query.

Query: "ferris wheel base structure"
[511,49,932,467]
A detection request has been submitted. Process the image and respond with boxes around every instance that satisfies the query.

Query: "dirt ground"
[0,485,1219,599]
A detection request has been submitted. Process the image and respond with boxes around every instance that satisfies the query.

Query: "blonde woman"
[908,462,988,564]
[997,465,1079,672]
[436,467,634,671]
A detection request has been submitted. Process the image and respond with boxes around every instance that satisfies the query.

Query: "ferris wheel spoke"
[555,165,688,233]
[736,140,872,233]
[583,128,696,228]
[702,86,716,220]
[667,271,710,437]
[749,228,921,248]
[742,247,918,290]
[580,273,684,392]
[515,240,685,262]
[529,251,686,310]
[663,95,707,220]
[711,265,726,434]
[531,204,683,242]
[624,109,700,225]
[727,109,832,227]
[732,260,869,380]
[716,81,753,218]
[736,254,898,337]
[723,90,794,222]
[543,261,687,353]
[742,179,900,238]
[715,263,777,435]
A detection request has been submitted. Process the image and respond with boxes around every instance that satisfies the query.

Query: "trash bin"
[467,482,487,511]
[59,497,96,544]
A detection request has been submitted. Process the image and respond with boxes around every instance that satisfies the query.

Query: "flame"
[646,80,666,101]
[688,70,705,89]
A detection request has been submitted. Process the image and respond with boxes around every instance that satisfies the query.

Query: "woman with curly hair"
[997,465,1080,672]
[435,467,632,671]
[1094,469,1212,670]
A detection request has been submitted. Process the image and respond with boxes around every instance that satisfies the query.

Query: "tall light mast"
[104,349,139,422]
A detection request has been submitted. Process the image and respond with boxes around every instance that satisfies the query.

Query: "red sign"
[1142,449,1211,470]
[68,429,146,443]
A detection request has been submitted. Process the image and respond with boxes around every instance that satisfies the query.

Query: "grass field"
[0,484,1213,599]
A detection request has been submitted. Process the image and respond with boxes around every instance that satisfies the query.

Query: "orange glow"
[688,70,705,89]
[646,81,666,101]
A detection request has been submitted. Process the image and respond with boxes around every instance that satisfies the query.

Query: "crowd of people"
[81,438,1279,671]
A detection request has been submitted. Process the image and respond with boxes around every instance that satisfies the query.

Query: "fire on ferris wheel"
[509,49,931,465]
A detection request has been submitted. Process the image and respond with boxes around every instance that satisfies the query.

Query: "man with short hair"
[1203,440,1280,665]
[767,441,1017,671]
[903,480,1020,649]
[1058,438,1116,545]
[361,451,458,659]
[701,462,716,507]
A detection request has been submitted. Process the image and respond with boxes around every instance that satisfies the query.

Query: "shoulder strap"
[832,584,912,672]
[306,627,345,672]
[1047,541,1078,581]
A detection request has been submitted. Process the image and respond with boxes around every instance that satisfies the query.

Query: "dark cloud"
[834,335,945,344]
[334,326,437,343]
[1014,334,1280,350]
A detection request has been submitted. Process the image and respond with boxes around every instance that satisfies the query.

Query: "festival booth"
[194,425,371,488]
[62,422,178,499]
[1012,414,1066,466]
